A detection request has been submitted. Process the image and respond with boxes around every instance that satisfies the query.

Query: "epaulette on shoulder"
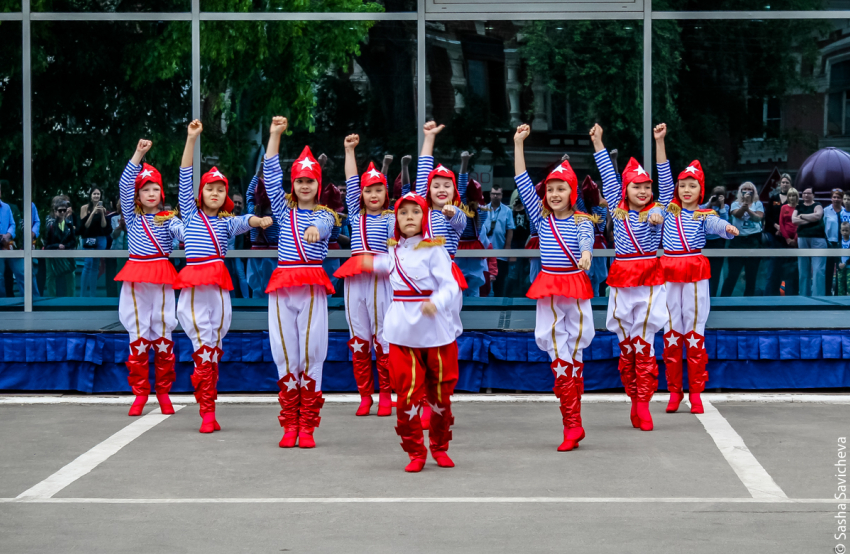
[314,204,343,227]
[415,236,447,249]
[217,210,234,218]
[573,211,601,225]
[153,210,178,225]
[666,203,681,216]
[638,203,663,222]
[387,238,398,247]
[612,207,628,221]
[284,192,298,209]
[381,210,394,217]
[693,208,717,220]
[455,202,475,218]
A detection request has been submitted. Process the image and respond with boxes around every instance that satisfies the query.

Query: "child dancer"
[366,192,461,472]
[456,152,491,296]
[514,124,596,451]
[335,133,395,417]
[590,123,667,432]
[654,124,738,414]
[175,120,272,433]
[263,117,338,449]
[246,161,279,298]
[117,139,184,417]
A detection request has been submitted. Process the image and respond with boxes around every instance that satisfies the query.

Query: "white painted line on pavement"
[2,393,850,405]
[15,406,183,500]
[2,496,834,504]
[692,399,787,500]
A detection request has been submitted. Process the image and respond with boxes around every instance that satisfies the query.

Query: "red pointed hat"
[676,160,705,204]
[393,192,433,242]
[134,163,165,205]
[360,161,389,210]
[198,166,235,213]
[291,146,322,201]
[542,160,578,210]
[392,173,403,199]
[467,178,484,206]
[581,175,601,209]
[425,164,460,209]
[320,181,345,213]
[618,158,653,212]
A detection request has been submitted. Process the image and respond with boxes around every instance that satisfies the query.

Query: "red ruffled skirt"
[451,261,469,290]
[458,239,484,250]
[115,259,178,285]
[607,257,664,288]
[525,236,540,249]
[174,260,233,291]
[661,253,710,283]
[266,262,335,295]
[527,269,594,300]
[334,253,374,279]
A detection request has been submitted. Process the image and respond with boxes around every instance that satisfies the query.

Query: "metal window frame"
[4,1,850,312]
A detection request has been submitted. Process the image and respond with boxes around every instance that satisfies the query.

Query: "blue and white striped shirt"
[344,175,394,253]
[657,161,734,251]
[246,174,280,247]
[414,155,467,255]
[264,154,335,265]
[593,149,663,259]
[178,166,252,264]
[515,171,593,272]
[120,161,183,260]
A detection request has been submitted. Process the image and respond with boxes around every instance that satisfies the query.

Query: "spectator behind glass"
[486,184,515,297]
[505,190,531,297]
[778,188,800,295]
[792,187,827,296]
[701,184,730,297]
[225,191,250,299]
[837,221,850,295]
[0,183,33,298]
[824,188,844,295]
[104,195,122,298]
[44,198,77,297]
[763,173,793,296]
[79,187,110,297]
[720,181,764,297]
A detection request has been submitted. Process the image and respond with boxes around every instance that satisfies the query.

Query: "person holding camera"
[720,182,764,297]
[701,185,731,296]
[792,187,827,296]
[44,197,77,297]
[79,187,110,297]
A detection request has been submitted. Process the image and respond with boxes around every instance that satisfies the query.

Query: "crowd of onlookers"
[1,170,849,300]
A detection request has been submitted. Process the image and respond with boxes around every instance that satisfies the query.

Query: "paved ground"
[0,396,845,553]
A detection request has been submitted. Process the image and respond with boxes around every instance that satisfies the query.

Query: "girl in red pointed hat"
[514,124,597,452]
[455,151,493,296]
[590,123,667,432]
[116,139,185,417]
[175,120,273,433]
[362,192,461,472]
[653,123,738,415]
[263,116,341,449]
[335,133,396,417]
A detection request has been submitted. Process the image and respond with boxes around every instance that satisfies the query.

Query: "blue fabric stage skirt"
[0,330,848,393]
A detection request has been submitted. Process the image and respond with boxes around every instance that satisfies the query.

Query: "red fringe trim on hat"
[660,254,710,283]
[526,271,594,300]
[334,255,373,278]
[457,239,484,250]
[607,257,664,288]
[451,262,469,291]
[114,259,178,285]
[266,266,335,295]
[328,242,341,250]
[525,236,540,250]
[174,261,233,291]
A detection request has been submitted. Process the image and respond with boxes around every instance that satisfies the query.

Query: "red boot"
[126,338,151,416]
[277,374,300,447]
[427,400,454,467]
[396,400,428,472]
[191,346,218,434]
[633,336,658,432]
[356,395,373,416]
[299,375,324,449]
[377,392,393,417]
[685,331,709,414]
[558,427,586,452]
[617,339,638,427]
[152,337,176,415]
[552,359,583,451]
[199,412,216,433]
[662,330,684,413]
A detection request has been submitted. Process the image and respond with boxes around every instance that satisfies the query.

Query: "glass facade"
[0,1,847,315]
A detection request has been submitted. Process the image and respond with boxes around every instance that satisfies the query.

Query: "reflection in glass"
[32,0,190,12]
[654,0,837,10]
[199,0,415,13]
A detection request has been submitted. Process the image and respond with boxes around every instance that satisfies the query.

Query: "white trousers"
[268,285,328,388]
[344,273,392,353]
[535,296,595,363]
[606,284,668,355]
[119,282,177,343]
[664,280,710,337]
[176,284,232,351]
